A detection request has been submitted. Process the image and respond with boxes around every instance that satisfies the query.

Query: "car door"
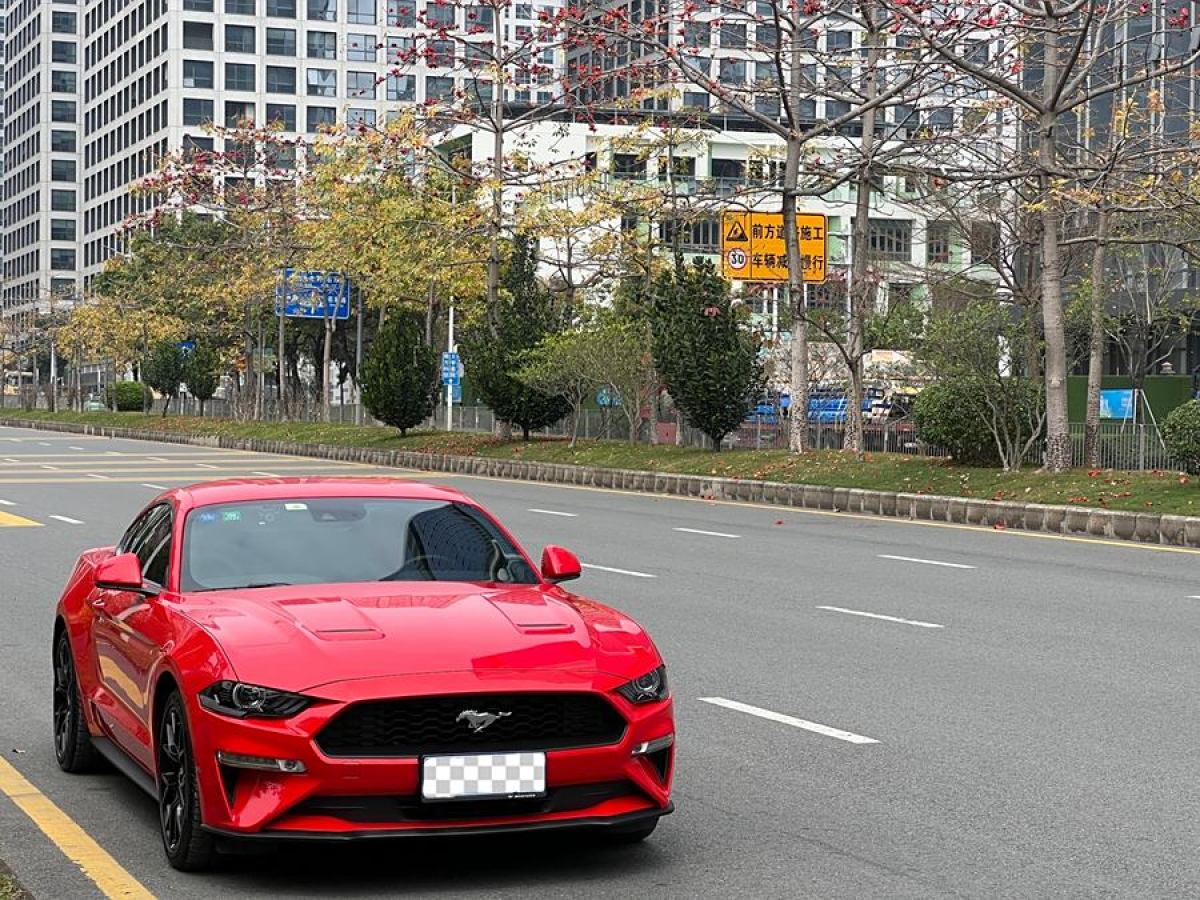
[90,503,174,771]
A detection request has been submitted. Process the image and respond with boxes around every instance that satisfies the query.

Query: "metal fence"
[2,389,1188,471]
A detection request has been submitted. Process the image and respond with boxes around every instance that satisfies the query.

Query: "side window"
[118,509,152,555]
[139,507,174,588]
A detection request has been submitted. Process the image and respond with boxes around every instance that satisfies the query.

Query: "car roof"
[168,477,470,510]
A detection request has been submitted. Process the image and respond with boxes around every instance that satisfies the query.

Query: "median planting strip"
[5,414,1200,550]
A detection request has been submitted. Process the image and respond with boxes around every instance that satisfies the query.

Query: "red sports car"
[52,479,674,870]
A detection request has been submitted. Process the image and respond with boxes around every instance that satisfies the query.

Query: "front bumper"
[187,670,674,838]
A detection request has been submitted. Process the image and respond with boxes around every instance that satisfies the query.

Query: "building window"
[683,21,709,47]
[826,30,851,51]
[867,219,912,262]
[347,107,377,126]
[51,100,77,122]
[51,219,76,241]
[183,60,215,88]
[225,63,255,90]
[184,0,214,10]
[265,103,297,130]
[52,190,77,211]
[51,278,76,295]
[306,67,337,96]
[226,0,255,12]
[183,135,216,155]
[922,107,954,132]
[468,4,493,26]
[51,130,76,152]
[226,100,256,126]
[52,70,77,92]
[51,250,77,271]
[711,157,744,182]
[52,41,77,63]
[969,221,999,265]
[424,75,454,102]
[926,221,951,264]
[307,30,336,57]
[718,58,745,85]
[183,21,214,49]
[387,73,415,100]
[307,0,336,19]
[426,3,454,26]
[719,23,746,48]
[427,39,455,67]
[388,1,414,25]
[265,65,297,93]
[52,160,77,182]
[306,105,336,131]
[225,24,255,52]
[347,33,376,60]
[681,92,709,110]
[52,11,77,31]
[266,0,297,15]
[347,0,375,23]
[347,70,377,98]
[387,35,415,60]
[183,97,215,124]
[265,27,297,55]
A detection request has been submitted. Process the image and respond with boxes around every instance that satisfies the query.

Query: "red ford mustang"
[52,478,674,870]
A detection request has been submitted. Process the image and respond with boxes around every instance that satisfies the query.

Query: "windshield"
[180,498,539,592]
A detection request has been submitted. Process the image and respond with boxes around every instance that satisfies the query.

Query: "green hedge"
[1162,401,1200,474]
[105,381,151,412]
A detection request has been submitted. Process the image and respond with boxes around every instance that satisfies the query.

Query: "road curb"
[5,416,1200,549]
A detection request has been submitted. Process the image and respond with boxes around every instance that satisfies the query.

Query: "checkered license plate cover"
[421,751,547,801]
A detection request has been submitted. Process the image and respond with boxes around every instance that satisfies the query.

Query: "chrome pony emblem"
[456,709,512,733]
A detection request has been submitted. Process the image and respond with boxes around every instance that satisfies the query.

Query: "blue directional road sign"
[275,269,351,320]
[441,351,461,386]
[596,386,622,408]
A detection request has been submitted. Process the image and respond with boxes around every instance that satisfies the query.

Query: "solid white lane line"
[674,527,740,539]
[817,606,944,629]
[581,563,657,579]
[528,508,578,518]
[49,515,84,525]
[141,483,168,490]
[195,463,219,469]
[699,697,879,745]
[86,473,110,480]
[878,554,975,570]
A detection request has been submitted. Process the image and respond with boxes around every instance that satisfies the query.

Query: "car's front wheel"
[52,630,101,773]
[156,692,215,871]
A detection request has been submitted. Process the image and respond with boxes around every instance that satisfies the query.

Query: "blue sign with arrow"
[275,269,351,320]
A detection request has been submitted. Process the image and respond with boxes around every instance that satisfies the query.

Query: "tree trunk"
[783,17,809,454]
[648,379,659,445]
[162,395,170,417]
[1038,32,1071,471]
[1084,208,1109,467]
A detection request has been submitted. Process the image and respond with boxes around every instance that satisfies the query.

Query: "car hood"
[177,581,658,693]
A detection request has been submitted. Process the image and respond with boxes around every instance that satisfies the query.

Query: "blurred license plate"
[421,752,547,801]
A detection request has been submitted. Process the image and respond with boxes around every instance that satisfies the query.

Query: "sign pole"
[446,303,456,432]
[278,310,286,420]
[354,287,364,426]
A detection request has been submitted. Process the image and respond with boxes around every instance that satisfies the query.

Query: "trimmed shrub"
[1162,400,1200,473]
[105,381,151,412]
[913,380,1000,466]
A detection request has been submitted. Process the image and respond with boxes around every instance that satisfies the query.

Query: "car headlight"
[199,681,311,719]
[616,665,669,704]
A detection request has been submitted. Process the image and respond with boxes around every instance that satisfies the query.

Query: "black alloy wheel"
[52,630,100,773]
[156,692,215,871]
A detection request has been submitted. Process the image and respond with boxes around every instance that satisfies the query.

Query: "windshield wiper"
[241,581,293,589]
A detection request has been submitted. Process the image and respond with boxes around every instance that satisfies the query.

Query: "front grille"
[315,692,627,757]
[291,781,637,823]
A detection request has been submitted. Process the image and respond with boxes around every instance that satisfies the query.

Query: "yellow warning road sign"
[720,211,827,283]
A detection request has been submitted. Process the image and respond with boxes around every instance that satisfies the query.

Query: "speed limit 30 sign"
[726,248,748,271]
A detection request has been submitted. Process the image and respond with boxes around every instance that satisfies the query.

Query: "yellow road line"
[0,756,154,899]
[449,471,1200,557]
[0,510,40,527]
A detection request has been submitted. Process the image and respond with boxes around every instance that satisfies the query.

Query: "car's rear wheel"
[52,630,101,773]
[156,692,215,871]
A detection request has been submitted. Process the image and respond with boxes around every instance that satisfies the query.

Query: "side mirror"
[541,545,581,584]
[95,552,156,596]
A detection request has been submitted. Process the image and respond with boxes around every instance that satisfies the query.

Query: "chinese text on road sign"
[720,212,827,284]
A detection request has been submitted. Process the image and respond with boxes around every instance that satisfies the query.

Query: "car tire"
[156,692,215,872]
[52,630,102,774]
[605,818,659,844]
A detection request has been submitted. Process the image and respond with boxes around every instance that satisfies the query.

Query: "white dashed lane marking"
[528,508,578,518]
[816,606,944,629]
[581,563,656,579]
[878,554,975,570]
[699,697,879,745]
[49,515,84,525]
[674,527,740,539]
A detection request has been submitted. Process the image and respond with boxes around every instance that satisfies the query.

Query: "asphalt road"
[1,422,1199,898]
